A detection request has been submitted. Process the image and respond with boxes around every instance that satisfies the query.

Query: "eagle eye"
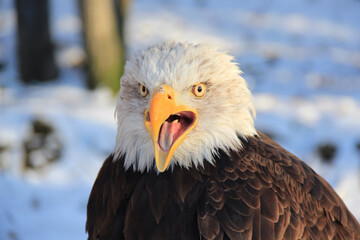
[191,83,206,98]
[139,84,149,97]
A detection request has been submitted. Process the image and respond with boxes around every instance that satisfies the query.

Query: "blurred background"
[0,0,360,239]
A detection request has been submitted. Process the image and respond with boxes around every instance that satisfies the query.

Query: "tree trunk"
[15,0,59,83]
[78,0,128,93]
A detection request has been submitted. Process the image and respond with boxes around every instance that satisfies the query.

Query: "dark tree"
[15,0,59,83]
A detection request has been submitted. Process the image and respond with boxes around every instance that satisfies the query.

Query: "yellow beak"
[144,85,198,172]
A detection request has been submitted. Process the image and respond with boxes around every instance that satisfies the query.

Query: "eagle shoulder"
[86,154,142,240]
[86,154,205,240]
[196,133,360,239]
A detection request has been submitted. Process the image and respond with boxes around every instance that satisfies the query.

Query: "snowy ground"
[1,0,360,239]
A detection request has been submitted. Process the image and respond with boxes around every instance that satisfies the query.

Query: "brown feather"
[260,189,279,222]
[197,214,221,240]
[145,173,170,224]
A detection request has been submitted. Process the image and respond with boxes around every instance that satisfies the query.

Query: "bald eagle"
[86,41,360,240]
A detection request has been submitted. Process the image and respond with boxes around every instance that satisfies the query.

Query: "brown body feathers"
[86,133,360,240]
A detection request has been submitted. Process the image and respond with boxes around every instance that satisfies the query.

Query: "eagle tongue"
[158,119,181,152]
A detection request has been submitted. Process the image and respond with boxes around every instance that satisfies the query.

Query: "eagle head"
[114,41,257,172]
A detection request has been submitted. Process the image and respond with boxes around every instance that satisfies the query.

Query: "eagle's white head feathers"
[114,41,256,172]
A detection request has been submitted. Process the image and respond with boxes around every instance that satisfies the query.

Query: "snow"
[1,0,360,239]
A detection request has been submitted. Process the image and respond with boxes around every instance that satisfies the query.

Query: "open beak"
[144,85,198,172]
